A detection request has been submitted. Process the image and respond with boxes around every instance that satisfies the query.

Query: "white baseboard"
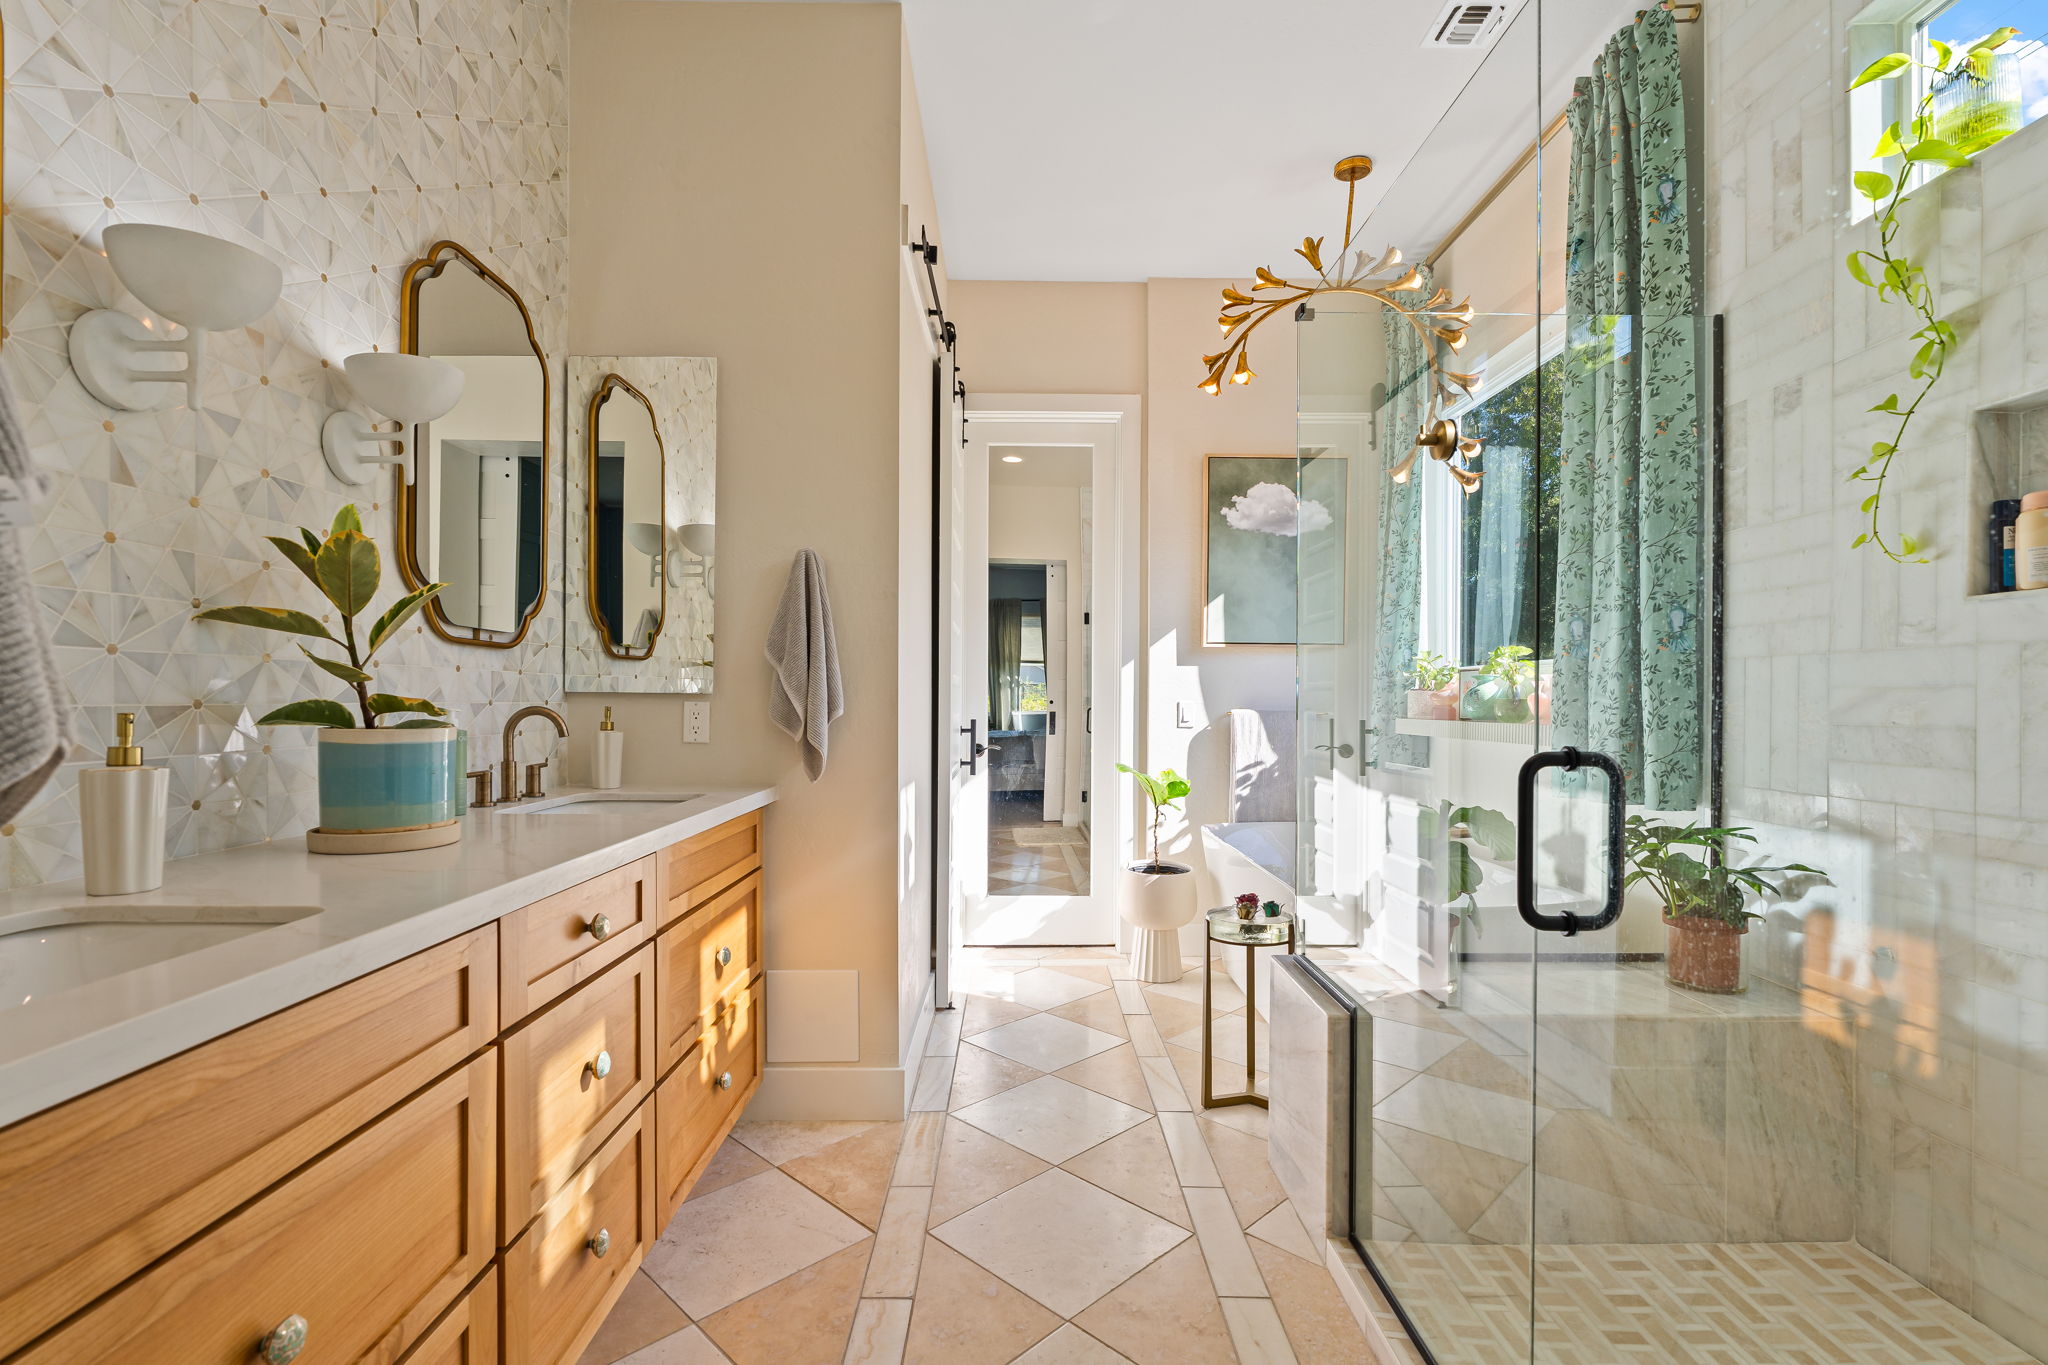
[741,974,938,1122]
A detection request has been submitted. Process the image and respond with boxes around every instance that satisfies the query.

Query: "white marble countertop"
[0,785,775,1129]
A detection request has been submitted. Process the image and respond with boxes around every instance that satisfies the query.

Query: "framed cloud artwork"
[1203,454,1347,646]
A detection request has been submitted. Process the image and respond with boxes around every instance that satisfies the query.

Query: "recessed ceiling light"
[1001,455,1023,463]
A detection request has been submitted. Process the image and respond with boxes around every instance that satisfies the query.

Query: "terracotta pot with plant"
[1622,815,1823,994]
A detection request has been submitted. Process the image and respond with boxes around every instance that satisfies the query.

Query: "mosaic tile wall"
[562,354,716,694]
[0,0,571,889]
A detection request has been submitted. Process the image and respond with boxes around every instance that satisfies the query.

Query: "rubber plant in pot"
[1116,762,1195,983]
[193,506,464,854]
[1623,816,1824,993]
[1405,652,1459,721]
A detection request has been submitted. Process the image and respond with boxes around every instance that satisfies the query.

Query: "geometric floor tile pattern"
[578,945,1376,1365]
[1368,1236,2040,1365]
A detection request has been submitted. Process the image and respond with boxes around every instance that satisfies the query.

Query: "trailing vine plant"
[1845,26,2021,562]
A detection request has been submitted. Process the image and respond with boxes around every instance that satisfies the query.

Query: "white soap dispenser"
[593,706,624,789]
[81,711,168,895]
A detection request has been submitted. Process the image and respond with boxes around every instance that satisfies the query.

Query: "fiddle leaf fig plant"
[1846,26,2022,563]
[193,505,452,729]
[1116,762,1192,870]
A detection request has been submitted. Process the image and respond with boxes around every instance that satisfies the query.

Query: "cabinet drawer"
[656,871,762,1075]
[504,1105,655,1365]
[0,926,497,1358]
[659,810,762,926]
[501,855,655,1022]
[502,945,656,1237]
[657,981,762,1226]
[399,1268,497,1365]
[16,1054,497,1365]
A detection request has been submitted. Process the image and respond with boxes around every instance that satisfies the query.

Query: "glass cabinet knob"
[715,945,733,969]
[586,1050,612,1081]
[586,913,612,942]
[587,1227,611,1258]
[258,1314,308,1365]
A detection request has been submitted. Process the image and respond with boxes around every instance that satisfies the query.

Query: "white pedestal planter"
[1121,861,1195,983]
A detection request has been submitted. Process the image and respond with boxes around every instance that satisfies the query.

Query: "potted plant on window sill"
[1460,644,1535,723]
[1406,652,1460,721]
[1623,816,1824,994]
[193,506,464,854]
[1116,763,1194,983]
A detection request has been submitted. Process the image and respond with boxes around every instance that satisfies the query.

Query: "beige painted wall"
[948,278,1299,860]
[567,0,929,1114]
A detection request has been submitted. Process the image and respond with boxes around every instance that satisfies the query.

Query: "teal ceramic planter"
[312,728,466,851]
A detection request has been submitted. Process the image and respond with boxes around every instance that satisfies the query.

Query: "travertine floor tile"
[699,1239,872,1365]
[929,1115,1050,1224]
[578,1271,691,1365]
[1195,1116,1288,1227]
[1071,1241,1236,1365]
[1156,1110,1222,1187]
[783,1122,905,1229]
[733,1120,892,1167]
[862,1185,931,1298]
[996,966,1114,1011]
[842,1298,911,1365]
[1219,1296,1299,1364]
[952,1075,1149,1165]
[614,1327,734,1364]
[1184,1185,1266,1297]
[1250,1242,1377,1365]
[968,1013,1123,1072]
[645,1170,871,1320]
[962,993,1040,1036]
[1048,989,1131,1038]
[892,1111,944,1187]
[1055,1044,1155,1111]
[946,1042,1043,1110]
[1060,1118,1193,1228]
[687,1138,774,1204]
[1245,1201,1318,1264]
[902,1237,1060,1365]
[1010,1323,1137,1364]
[931,1168,1189,1316]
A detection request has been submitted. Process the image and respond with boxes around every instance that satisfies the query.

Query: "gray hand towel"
[0,369,67,823]
[765,549,844,781]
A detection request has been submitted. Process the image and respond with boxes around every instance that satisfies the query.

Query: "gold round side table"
[1201,906,1296,1109]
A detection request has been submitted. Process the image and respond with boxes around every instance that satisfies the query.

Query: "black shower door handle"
[959,720,984,776]
[1514,747,1626,936]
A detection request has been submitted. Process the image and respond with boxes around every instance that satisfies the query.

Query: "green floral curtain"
[1551,7,1703,809]
[989,599,1023,724]
[1372,269,1438,770]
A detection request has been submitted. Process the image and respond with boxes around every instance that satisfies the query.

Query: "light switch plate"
[683,698,711,744]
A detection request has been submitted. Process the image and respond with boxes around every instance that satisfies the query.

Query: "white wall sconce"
[69,224,284,412]
[321,353,466,486]
[626,521,666,587]
[672,522,715,593]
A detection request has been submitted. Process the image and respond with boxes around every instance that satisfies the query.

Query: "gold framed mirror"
[394,240,550,648]
[585,373,667,660]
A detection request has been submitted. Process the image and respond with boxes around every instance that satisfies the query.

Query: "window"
[1849,0,2048,220]
[1019,601,1047,697]
[1418,323,1564,668]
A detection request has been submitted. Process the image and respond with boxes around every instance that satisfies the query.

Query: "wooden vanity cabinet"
[0,805,767,1365]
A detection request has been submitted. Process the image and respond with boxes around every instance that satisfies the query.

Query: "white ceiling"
[990,445,1092,487]
[892,0,1632,281]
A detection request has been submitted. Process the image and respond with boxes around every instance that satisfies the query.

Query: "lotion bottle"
[593,706,624,789]
[81,711,168,895]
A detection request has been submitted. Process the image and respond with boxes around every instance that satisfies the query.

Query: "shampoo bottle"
[593,706,624,789]
[80,711,168,895]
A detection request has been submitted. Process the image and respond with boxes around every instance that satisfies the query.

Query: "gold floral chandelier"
[1202,155,1487,491]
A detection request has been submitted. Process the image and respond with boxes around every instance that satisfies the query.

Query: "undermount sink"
[0,906,318,1008]
[501,793,701,815]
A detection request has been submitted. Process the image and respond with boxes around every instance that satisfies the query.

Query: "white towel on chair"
[765,549,844,781]
[0,369,66,823]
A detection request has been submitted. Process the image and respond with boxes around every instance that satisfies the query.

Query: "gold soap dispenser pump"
[80,710,169,895]
[592,705,624,790]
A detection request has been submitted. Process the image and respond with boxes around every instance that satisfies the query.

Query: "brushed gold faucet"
[497,705,569,804]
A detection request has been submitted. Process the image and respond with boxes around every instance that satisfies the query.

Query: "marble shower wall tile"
[0,0,571,889]
[562,354,716,694]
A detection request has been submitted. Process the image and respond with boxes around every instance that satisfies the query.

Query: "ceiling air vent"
[1424,1,1508,48]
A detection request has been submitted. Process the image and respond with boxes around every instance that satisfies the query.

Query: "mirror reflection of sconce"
[625,522,665,587]
[321,353,467,486]
[68,224,284,411]
[672,522,715,594]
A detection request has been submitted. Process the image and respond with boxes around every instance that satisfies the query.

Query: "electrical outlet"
[683,699,711,744]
